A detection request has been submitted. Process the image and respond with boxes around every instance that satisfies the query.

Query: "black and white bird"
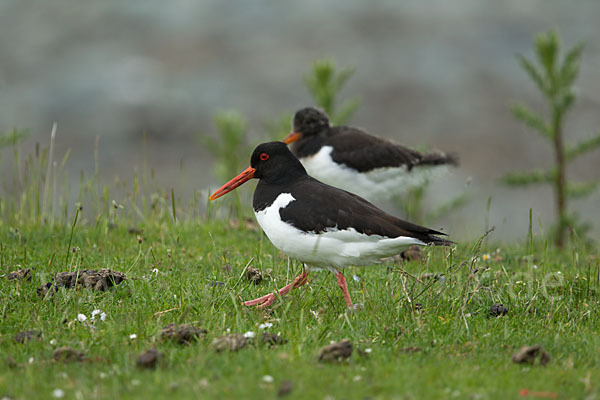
[209,141,452,308]
[283,107,458,202]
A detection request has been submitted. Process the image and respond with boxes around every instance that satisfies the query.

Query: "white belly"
[254,192,425,268]
[300,146,447,202]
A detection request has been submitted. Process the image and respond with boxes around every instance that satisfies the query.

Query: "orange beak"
[209,166,256,200]
[282,131,302,144]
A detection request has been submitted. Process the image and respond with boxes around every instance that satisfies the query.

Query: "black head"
[292,107,330,136]
[250,141,307,183]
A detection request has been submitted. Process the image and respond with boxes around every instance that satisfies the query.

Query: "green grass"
[1,218,599,399]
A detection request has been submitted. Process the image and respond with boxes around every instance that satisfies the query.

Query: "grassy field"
[1,213,599,399]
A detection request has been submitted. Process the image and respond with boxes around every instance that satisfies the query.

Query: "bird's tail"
[425,234,455,246]
[418,151,459,167]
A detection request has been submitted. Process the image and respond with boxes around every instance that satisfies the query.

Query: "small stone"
[211,334,248,352]
[401,245,422,262]
[14,330,41,344]
[512,345,550,366]
[7,268,32,282]
[490,304,508,317]
[246,266,263,284]
[318,339,353,362]
[160,323,206,344]
[53,347,84,363]
[136,349,162,369]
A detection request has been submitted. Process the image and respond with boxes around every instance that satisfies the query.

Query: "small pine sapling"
[502,31,600,247]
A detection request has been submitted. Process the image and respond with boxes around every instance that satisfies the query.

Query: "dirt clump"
[246,266,263,284]
[7,268,32,281]
[401,245,423,261]
[490,303,508,317]
[159,323,206,344]
[37,269,127,296]
[261,332,287,346]
[277,380,293,397]
[318,339,353,362]
[53,347,84,363]
[512,345,550,366]
[212,334,248,352]
[136,348,162,369]
[14,330,41,344]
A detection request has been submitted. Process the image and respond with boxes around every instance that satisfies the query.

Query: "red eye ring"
[260,152,269,161]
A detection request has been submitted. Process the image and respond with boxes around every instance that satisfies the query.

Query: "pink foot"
[334,270,353,308]
[243,270,309,308]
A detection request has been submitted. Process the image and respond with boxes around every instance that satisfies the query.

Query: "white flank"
[300,146,447,202]
[255,193,425,269]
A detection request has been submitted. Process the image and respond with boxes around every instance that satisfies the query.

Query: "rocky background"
[1,1,599,240]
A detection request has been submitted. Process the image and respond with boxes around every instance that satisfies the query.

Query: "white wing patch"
[255,192,425,268]
[300,146,448,202]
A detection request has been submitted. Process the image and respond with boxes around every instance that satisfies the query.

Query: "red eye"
[260,152,269,161]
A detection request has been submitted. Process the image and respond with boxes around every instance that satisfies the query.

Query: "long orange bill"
[209,166,256,200]
[282,131,302,144]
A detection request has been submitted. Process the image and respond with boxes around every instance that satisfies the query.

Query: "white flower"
[353,375,362,382]
[91,309,101,321]
[50,339,57,346]
[129,334,137,340]
[364,348,372,354]
[532,264,538,270]
[99,372,108,379]
[100,312,107,321]
[243,331,256,338]
[482,254,491,262]
[226,328,231,333]
[352,275,360,282]
[77,313,87,322]
[151,268,159,275]
[28,357,34,364]
[52,389,65,398]
[262,375,274,383]
[259,322,273,330]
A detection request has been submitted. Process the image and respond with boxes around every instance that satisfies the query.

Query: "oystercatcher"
[283,107,458,202]
[209,141,452,308]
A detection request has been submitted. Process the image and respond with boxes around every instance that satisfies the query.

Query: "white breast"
[300,146,447,202]
[254,192,425,269]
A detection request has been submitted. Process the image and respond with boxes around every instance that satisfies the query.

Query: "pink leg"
[243,269,309,308]
[334,270,353,308]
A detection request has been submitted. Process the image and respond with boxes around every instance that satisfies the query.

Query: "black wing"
[321,126,422,172]
[278,176,452,245]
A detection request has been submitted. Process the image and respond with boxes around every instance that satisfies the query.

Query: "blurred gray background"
[1,1,599,241]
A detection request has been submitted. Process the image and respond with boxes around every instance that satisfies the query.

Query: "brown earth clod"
[7,268,32,282]
[212,334,248,352]
[401,245,423,262]
[160,323,206,344]
[53,347,84,363]
[318,339,353,362]
[37,269,127,297]
[136,348,162,369]
[490,304,508,317]
[261,332,287,346]
[246,266,263,284]
[14,330,41,344]
[512,345,550,366]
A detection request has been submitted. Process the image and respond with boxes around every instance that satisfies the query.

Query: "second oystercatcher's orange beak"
[283,131,302,144]
[209,166,256,200]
